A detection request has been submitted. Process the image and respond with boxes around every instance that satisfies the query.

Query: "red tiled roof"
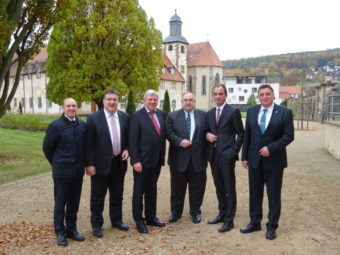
[161,55,185,82]
[187,41,224,67]
[279,86,302,99]
[9,47,47,77]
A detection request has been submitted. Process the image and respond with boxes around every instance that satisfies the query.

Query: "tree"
[163,89,170,116]
[46,0,163,109]
[126,89,135,114]
[0,0,68,118]
[247,93,257,106]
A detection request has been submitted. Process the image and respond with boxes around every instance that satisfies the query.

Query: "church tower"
[163,10,188,82]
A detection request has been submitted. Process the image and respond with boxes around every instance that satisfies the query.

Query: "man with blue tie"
[166,92,208,224]
[240,84,294,240]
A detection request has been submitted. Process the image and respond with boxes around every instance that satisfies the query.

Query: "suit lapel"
[99,110,112,143]
[192,110,199,141]
[266,104,279,132]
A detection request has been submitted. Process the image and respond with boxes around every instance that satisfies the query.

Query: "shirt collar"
[260,103,274,112]
[104,109,118,118]
[145,106,156,113]
[64,114,76,122]
[216,102,227,112]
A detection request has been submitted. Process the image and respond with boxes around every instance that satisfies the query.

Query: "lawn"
[0,128,50,184]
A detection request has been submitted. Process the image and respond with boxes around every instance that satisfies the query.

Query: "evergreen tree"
[126,90,136,114]
[247,93,257,106]
[46,0,163,109]
[163,90,171,116]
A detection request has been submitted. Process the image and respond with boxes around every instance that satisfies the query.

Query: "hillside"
[222,48,340,85]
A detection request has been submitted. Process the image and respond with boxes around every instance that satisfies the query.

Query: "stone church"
[158,11,224,111]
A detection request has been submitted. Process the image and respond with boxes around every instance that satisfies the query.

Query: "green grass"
[0,114,59,131]
[0,128,50,184]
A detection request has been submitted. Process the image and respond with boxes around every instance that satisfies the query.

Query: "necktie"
[259,109,268,134]
[149,111,160,135]
[216,108,221,125]
[110,114,120,156]
[186,113,191,138]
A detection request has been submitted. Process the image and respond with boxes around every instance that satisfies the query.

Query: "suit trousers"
[170,160,206,217]
[53,177,83,234]
[90,156,127,229]
[132,165,161,223]
[248,162,284,229]
[210,152,237,223]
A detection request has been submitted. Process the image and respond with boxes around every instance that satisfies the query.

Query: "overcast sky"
[139,0,340,60]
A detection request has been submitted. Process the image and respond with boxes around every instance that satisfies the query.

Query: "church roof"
[187,42,224,67]
[161,55,185,82]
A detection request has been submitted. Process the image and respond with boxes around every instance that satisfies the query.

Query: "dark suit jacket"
[207,104,244,162]
[166,109,208,172]
[241,104,294,169]
[86,109,129,176]
[43,115,86,180]
[129,107,166,168]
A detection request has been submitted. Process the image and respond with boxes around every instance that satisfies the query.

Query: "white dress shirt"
[258,103,274,130]
[104,109,121,153]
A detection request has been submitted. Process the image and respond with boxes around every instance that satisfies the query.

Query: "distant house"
[279,86,302,101]
[222,75,280,111]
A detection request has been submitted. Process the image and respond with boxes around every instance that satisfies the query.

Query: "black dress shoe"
[67,230,85,241]
[56,233,68,246]
[218,222,234,233]
[192,214,201,224]
[136,223,148,233]
[168,215,180,223]
[146,218,166,227]
[92,228,103,238]
[240,223,262,233]
[265,228,277,240]
[112,221,129,231]
[207,215,224,224]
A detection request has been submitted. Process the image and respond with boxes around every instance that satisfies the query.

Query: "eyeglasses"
[104,98,118,102]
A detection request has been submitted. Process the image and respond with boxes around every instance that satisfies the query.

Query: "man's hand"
[121,150,129,161]
[259,146,270,157]
[133,162,142,173]
[242,160,249,169]
[86,166,96,176]
[180,139,192,148]
[206,132,218,143]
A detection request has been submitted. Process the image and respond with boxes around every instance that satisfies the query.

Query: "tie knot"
[149,111,155,115]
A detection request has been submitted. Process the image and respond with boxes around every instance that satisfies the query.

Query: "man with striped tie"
[166,92,208,224]
[241,84,294,240]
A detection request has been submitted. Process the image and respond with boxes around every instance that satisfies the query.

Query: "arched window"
[201,75,206,95]
[215,73,220,85]
[168,45,173,51]
[188,76,192,92]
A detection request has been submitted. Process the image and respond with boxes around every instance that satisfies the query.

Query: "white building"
[223,75,280,110]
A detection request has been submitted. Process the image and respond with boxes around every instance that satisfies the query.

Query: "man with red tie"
[86,89,130,238]
[129,89,166,233]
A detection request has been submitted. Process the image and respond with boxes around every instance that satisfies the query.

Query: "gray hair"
[143,89,159,100]
[182,92,196,100]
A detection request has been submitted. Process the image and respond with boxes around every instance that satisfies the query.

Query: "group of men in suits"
[44,84,294,246]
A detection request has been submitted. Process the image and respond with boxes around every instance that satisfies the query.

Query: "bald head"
[62,98,78,119]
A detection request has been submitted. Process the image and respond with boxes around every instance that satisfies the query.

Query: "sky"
[139,0,340,60]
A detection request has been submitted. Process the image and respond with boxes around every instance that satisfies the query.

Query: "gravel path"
[0,122,339,255]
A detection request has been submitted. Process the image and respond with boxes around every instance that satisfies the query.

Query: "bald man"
[43,98,86,246]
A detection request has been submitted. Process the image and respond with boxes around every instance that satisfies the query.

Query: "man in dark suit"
[166,92,208,224]
[240,84,294,240]
[129,89,166,233]
[86,89,130,238]
[43,98,86,246]
[206,84,244,233]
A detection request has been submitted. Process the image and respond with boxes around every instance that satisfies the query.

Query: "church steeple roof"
[164,10,188,44]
